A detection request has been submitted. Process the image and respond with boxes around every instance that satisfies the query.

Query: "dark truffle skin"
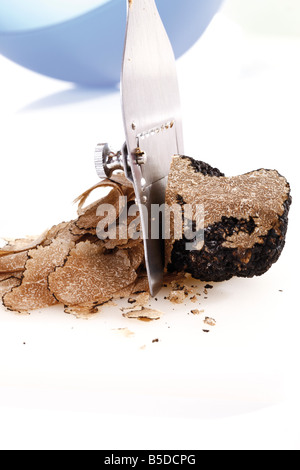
[167,157,292,282]
[180,157,225,178]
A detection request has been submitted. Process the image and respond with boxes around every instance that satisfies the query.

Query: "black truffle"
[166,156,292,282]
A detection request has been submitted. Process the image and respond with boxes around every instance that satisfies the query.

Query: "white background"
[0,1,299,450]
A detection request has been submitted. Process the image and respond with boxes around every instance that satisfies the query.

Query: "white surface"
[0,7,299,450]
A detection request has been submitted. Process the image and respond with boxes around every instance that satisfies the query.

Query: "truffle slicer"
[95,0,184,296]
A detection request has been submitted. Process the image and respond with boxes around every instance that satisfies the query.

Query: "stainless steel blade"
[121,0,184,296]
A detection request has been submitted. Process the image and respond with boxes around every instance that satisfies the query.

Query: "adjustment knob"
[94,143,124,180]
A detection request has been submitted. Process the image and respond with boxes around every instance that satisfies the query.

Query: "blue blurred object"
[0,0,223,87]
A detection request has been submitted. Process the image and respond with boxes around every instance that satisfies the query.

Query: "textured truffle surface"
[166,156,292,282]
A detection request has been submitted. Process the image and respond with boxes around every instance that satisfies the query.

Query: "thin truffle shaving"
[48,242,138,307]
[4,239,73,312]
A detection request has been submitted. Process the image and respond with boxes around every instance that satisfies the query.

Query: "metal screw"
[135,148,147,165]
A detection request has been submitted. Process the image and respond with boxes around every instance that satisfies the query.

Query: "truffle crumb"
[113,328,135,338]
[122,307,162,322]
[204,317,216,327]
[191,309,204,315]
[135,292,150,307]
[168,290,187,304]
[167,282,190,304]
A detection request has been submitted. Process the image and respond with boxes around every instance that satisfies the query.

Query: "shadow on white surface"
[19,85,118,113]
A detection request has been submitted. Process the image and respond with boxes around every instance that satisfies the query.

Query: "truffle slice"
[0,276,22,298]
[48,241,139,308]
[73,180,135,236]
[166,156,291,282]
[3,239,72,313]
[0,233,48,256]
[122,308,162,322]
[0,251,28,274]
[132,272,150,294]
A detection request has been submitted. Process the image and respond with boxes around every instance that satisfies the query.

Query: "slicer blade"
[121,0,184,296]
